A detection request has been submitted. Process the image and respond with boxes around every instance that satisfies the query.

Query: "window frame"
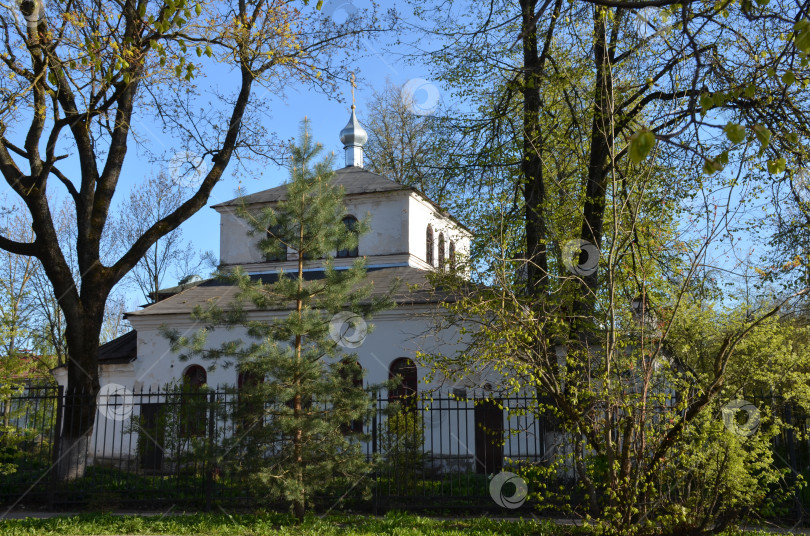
[337,215,360,258]
[181,365,207,437]
[438,232,445,271]
[388,357,418,402]
[426,224,434,266]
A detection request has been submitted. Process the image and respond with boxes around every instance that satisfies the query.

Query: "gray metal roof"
[125,266,452,317]
[97,330,137,363]
[211,167,409,209]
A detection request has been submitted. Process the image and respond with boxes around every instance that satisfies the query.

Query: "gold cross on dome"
[350,72,356,108]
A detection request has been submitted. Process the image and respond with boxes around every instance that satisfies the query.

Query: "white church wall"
[344,192,410,260]
[56,305,545,470]
[217,192,416,271]
[125,305,466,393]
[407,194,471,270]
[218,208,263,266]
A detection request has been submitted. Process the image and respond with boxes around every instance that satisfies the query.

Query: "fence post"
[49,385,64,508]
[205,391,216,511]
[372,394,379,515]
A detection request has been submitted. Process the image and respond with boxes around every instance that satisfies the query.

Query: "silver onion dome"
[339,106,367,167]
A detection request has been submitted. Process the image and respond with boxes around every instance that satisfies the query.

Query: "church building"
[64,106,472,394]
[51,107,545,475]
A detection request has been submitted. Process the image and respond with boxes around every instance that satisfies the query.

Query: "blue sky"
[0,0,447,312]
[1,0,780,315]
[114,1,443,307]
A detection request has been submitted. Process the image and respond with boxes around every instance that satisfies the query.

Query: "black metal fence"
[0,386,550,511]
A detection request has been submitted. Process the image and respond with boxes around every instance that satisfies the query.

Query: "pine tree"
[167,119,394,519]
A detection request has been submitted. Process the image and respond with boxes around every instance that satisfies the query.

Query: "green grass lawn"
[0,512,574,536]
[0,512,784,536]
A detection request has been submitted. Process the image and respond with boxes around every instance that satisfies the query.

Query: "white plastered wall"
[216,191,471,274]
[406,194,471,270]
[125,305,466,392]
[216,192,414,271]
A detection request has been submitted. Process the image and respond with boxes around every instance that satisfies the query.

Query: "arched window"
[389,358,417,401]
[237,370,263,389]
[182,365,207,436]
[426,225,434,266]
[237,369,264,430]
[183,365,207,388]
[337,216,359,258]
[339,358,364,389]
[449,241,456,270]
[265,225,287,262]
[438,232,445,271]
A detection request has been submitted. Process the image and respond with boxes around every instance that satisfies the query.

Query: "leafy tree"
[363,80,466,208]
[0,207,39,358]
[0,200,133,359]
[0,0,386,478]
[166,120,395,520]
[760,171,810,295]
[393,0,810,530]
[114,172,215,303]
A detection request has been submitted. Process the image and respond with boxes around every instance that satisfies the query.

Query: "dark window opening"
[449,241,456,270]
[339,359,364,434]
[237,370,263,390]
[184,365,207,389]
[474,399,504,474]
[237,370,264,431]
[139,403,165,471]
[337,216,359,258]
[438,232,445,271]
[389,358,417,406]
[426,225,434,266]
[181,365,207,437]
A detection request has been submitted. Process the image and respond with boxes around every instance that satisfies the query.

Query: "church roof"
[51,330,138,371]
[211,167,409,209]
[98,330,137,363]
[125,266,453,318]
[146,275,205,304]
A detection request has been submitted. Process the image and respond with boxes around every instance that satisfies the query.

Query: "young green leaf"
[699,93,713,114]
[724,123,746,144]
[767,157,786,174]
[795,20,810,53]
[629,130,656,163]
[703,157,724,175]
[753,125,772,153]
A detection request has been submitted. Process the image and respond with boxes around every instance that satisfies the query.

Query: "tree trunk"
[580,7,615,307]
[520,0,549,300]
[569,7,616,353]
[293,224,305,522]
[56,301,104,480]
